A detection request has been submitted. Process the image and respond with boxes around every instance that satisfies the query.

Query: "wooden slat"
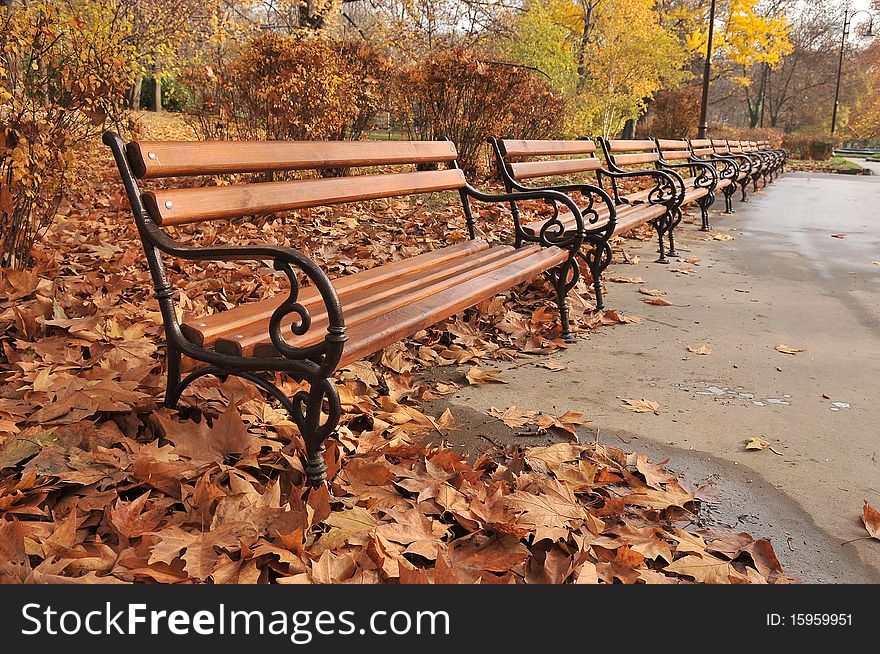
[126,140,459,179]
[217,244,545,357]
[611,152,660,166]
[656,139,689,149]
[180,240,489,347]
[500,139,596,157]
[690,139,712,147]
[606,139,656,152]
[331,247,568,367]
[509,157,601,180]
[691,147,713,156]
[143,169,467,226]
[711,140,729,147]
[660,150,691,160]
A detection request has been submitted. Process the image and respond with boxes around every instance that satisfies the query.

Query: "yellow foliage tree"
[507,0,688,138]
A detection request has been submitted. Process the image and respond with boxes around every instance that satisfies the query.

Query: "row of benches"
[105,131,784,486]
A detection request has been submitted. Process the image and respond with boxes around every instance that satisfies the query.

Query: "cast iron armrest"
[495,175,618,237]
[692,155,740,182]
[598,167,684,208]
[657,159,718,190]
[463,183,587,251]
[141,219,346,376]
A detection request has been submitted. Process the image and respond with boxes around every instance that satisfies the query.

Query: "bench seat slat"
[180,240,489,347]
[143,169,467,226]
[189,243,565,362]
[127,140,459,179]
[211,243,538,357]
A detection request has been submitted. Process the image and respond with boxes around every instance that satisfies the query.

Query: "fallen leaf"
[538,360,567,371]
[774,344,805,355]
[862,501,880,541]
[640,298,672,306]
[831,233,848,239]
[489,406,537,429]
[638,288,667,297]
[665,554,747,583]
[744,437,768,451]
[622,399,661,414]
[687,345,712,355]
[464,365,507,385]
[608,276,645,284]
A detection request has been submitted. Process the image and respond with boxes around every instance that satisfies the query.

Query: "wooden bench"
[104,132,586,486]
[711,140,755,201]
[598,138,722,257]
[489,138,681,309]
[652,139,732,231]
[686,138,744,216]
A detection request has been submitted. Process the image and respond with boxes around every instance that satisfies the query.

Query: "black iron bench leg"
[162,359,339,488]
[546,257,580,341]
[579,242,612,311]
[653,214,670,264]
[666,207,682,257]
[739,180,749,202]
[698,193,713,232]
[722,185,735,213]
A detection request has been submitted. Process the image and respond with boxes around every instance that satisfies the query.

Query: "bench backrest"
[600,139,660,168]
[125,140,467,226]
[689,138,714,158]
[655,139,692,161]
[493,139,603,183]
[711,139,731,154]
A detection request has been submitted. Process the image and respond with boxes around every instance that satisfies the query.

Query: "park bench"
[652,139,730,231]
[489,137,680,309]
[756,140,786,176]
[103,132,587,487]
[711,140,755,201]
[598,138,722,258]
[687,138,743,216]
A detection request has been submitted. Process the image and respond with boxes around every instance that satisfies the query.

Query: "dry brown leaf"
[608,276,645,284]
[774,344,805,355]
[640,298,673,306]
[489,406,537,429]
[831,233,848,239]
[464,365,507,385]
[862,500,880,541]
[744,437,768,451]
[687,345,712,355]
[538,360,567,371]
[638,288,667,297]
[622,398,661,414]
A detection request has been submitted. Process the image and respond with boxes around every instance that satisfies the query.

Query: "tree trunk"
[127,73,143,110]
[151,74,162,112]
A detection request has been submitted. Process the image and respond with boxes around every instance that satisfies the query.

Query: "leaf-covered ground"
[0,117,796,584]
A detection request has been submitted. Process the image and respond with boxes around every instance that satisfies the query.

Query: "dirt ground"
[427,170,880,583]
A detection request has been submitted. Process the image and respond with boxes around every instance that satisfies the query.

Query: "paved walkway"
[432,170,880,582]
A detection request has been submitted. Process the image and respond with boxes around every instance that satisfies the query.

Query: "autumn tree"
[505,0,687,137]
[664,0,793,128]
[0,0,137,268]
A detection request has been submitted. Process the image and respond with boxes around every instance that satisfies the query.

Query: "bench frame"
[104,131,586,487]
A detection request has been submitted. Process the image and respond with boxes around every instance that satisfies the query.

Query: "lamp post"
[831,8,875,135]
[697,0,717,139]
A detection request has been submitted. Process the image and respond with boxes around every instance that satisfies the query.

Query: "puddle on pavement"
[671,382,792,406]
